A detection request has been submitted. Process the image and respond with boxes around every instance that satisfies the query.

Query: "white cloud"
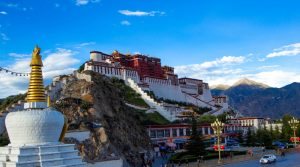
[1,33,10,41]
[75,0,100,6]
[257,65,279,70]
[9,53,30,58]
[74,42,95,48]
[6,3,19,8]
[0,11,7,15]
[175,56,247,87]
[118,10,165,16]
[266,43,300,58]
[175,56,299,87]
[0,48,80,98]
[249,70,300,87]
[120,20,131,26]
[175,56,245,74]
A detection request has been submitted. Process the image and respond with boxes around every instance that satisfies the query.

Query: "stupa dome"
[5,108,64,146]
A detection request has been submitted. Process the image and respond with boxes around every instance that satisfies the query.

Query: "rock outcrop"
[53,71,152,166]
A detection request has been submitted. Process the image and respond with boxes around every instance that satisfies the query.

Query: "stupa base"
[0,143,86,167]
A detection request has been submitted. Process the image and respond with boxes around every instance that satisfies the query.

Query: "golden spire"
[26,45,46,102]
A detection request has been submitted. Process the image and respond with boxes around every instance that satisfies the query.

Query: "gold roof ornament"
[26,45,46,102]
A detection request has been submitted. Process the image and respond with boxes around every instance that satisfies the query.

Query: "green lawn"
[133,109,170,125]
[110,77,149,108]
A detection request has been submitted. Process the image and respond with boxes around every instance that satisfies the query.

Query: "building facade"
[84,50,228,112]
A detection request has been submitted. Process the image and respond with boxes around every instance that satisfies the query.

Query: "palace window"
[165,130,170,137]
[157,130,164,138]
[179,129,184,136]
[186,129,191,136]
[150,130,156,138]
[204,127,209,135]
[172,129,177,137]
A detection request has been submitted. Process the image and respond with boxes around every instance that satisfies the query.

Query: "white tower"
[0,46,86,167]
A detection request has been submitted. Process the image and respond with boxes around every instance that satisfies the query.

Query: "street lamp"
[288,117,299,148]
[211,118,224,164]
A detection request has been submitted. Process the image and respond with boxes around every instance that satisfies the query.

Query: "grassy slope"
[133,109,169,125]
[111,77,149,108]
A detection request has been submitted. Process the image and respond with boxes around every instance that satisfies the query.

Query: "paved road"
[222,152,300,167]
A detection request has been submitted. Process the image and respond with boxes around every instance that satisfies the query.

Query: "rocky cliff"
[53,71,152,166]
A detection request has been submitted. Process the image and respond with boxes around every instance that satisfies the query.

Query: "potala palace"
[83,50,229,120]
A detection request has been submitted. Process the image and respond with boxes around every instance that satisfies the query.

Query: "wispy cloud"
[175,55,248,86]
[175,56,246,73]
[257,65,279,70]
[0,48,80,98]
[6,3,19,8]
[74,42,95,48]
[0,11,7,15]
[248,70,300,88]
[118,10,165,16]
[1,33,10,41]
[121,20,131,26]
[266,43,300,58]
[75,0,100,6]
[9,53,31,58]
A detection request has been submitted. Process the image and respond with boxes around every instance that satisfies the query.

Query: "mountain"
[211,78,270,97]
[211,78,300,118]
[234,82,300,118]
[232,78,270,88]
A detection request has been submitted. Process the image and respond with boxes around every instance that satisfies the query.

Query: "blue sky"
[1,0,300,97]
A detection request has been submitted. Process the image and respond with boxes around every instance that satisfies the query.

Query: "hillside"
[212,78,300,118]
[54,71,156,165]
[0,72,156,166]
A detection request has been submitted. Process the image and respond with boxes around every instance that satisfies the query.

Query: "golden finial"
[26,46,46,102]
[30,45,43,66]
[113,50,119,54]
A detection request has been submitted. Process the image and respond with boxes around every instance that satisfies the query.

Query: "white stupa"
[0,46,86,167]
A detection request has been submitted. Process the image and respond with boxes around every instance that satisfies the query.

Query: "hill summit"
[211,78,270,91]
[232,78,270,88]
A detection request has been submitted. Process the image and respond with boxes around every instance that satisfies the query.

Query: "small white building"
[228,117,283,132]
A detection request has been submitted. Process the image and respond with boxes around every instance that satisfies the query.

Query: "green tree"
[281,115,293,142]
[274,125,281,140]
[217,113,228,123]
[185,118,206,156]
[256,128,262,146]
[198,115,216,124]
[246,127,255,146]
[260,126,273,148]
[237,131,244,145]
[269,125,274,139]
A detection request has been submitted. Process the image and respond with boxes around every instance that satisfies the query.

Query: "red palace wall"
[112,51,165,79]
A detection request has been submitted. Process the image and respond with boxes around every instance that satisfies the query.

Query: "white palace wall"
[144,78,215,108]
[86,63,140,83]
[85,62,217,109]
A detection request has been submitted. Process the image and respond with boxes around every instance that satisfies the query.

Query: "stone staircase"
[126,78,177,122]
[182,92,216,109]
[0,144,85,167]
[182,92,229,115]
